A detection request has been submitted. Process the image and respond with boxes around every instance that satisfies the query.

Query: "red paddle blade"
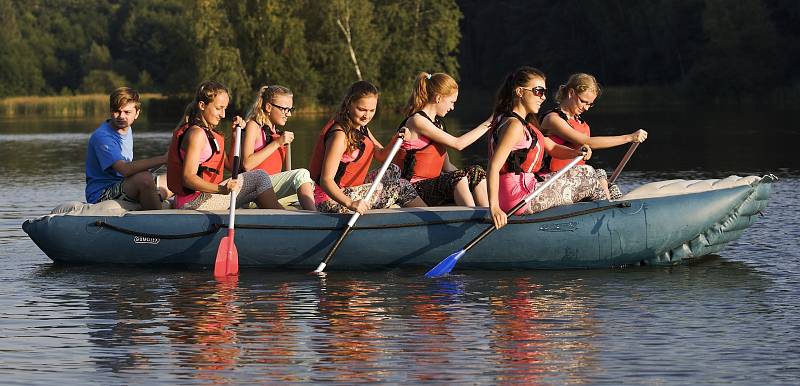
[214,230,239,277]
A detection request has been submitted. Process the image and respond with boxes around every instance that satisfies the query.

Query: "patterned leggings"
[182,170,274,210]
[528,165,607,213]
[317,164,420,214]
[412,164,486,206]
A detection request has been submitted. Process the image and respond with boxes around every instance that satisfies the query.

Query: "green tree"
[302,0,386,105]
[115,0,196,94]
[192,0,250,111]
[0,0,45,96]
[376,0,462,108]
[226,1,321,108]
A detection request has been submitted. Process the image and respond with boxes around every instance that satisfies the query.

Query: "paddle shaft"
[462,155,584,254]
[227,125,243,232]
[285,143,292,171]
[214,124,243,278]
[314,137,405,273]
[608,142,639,184]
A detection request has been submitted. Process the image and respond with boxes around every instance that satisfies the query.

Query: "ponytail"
[245,85,293,126]
[491,66,546,127]
[176,80,229,132]
[403,72,458,117]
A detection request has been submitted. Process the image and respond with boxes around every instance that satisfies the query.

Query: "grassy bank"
[4,84,799,119]
[0,94,167,118]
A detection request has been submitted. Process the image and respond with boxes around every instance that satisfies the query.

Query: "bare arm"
[542,136,591,160]
[319,129,366,213]
[541,114,646,150]
[111,153,167,177]
[410,115,492,151]
[241,120,290,171]
[368,128,393,162]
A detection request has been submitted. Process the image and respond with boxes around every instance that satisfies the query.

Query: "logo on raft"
[539,222,578,232]
[133,236,161,245]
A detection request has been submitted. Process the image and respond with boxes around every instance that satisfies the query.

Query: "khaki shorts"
[269,169,314,199]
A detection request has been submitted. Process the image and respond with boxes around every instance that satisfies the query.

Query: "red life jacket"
[543,108,589,172]
[251,123,287,175]
[392,111,447,181]
[491,112,545,175]
[167,123,226,195]
[308,119,374,187]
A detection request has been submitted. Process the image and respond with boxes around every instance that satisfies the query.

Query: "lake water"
[1,107,799,384]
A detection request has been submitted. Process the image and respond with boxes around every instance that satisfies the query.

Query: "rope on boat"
[93,202,630,237]
[93,220,222,239]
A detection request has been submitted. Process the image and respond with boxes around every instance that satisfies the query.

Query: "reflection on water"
[2,110,800,384]
[8,257,789,384]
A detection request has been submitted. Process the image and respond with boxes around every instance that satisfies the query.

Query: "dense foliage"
[0,0,461,110]
[1,0,798,107]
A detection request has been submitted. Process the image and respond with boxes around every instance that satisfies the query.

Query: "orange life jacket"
[251,124,287,175]
[167,123,225,195]
[491,112,545,175]
[392,111,447,181]
[308,119,374,187]
[543,108,589,172]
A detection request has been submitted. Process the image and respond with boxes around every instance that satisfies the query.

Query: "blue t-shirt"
[85,120,134,203]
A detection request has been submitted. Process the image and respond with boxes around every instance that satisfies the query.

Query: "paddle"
[608,142,639,184]
[313,134,406,274]
[425,155,584,278]
[285,143,292,171]
[214,123,244,278]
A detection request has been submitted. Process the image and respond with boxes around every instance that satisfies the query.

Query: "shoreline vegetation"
[3,84,799,120]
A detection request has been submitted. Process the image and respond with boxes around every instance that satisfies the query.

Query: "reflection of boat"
[22,175,775,269]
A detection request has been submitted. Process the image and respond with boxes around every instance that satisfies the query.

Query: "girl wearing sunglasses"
[487,67,607,229]
[308,80,427,214]
[540,73,647,198]
[388,72,492,207]
[241,85,316,211]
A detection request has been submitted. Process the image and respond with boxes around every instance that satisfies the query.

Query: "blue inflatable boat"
[22,175,776,270]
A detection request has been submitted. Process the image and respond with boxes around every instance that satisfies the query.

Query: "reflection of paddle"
[313,136,405,274]
[425,155,583,278]
[608,142,639,184]
[214,124,244,278]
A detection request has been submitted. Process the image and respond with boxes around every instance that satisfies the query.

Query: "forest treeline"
[1,0,798,111]
[0,0,461,110]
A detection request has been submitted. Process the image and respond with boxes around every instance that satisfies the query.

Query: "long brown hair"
[491,66,546,127]
[332,80,379,153]
[403,72,458,117]
[176,80,229,131]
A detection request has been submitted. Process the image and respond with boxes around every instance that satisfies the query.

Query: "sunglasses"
[521,86,547,98]
[270,102,295,114]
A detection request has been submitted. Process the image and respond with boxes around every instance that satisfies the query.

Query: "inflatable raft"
[22,175,776,270]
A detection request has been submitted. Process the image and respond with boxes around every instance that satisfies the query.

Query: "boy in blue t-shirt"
[85,87,167,210]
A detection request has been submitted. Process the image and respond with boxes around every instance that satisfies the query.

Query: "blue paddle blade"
[425,250,466,278]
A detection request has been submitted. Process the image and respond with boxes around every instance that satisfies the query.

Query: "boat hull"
[22,175,775,270]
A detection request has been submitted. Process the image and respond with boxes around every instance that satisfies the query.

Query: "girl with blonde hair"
[241,85,316,210]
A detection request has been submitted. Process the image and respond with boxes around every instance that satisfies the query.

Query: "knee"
[130,171,156,189]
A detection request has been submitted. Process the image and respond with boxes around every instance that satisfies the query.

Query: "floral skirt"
[412,164,486,206]
[316,164,420,214]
